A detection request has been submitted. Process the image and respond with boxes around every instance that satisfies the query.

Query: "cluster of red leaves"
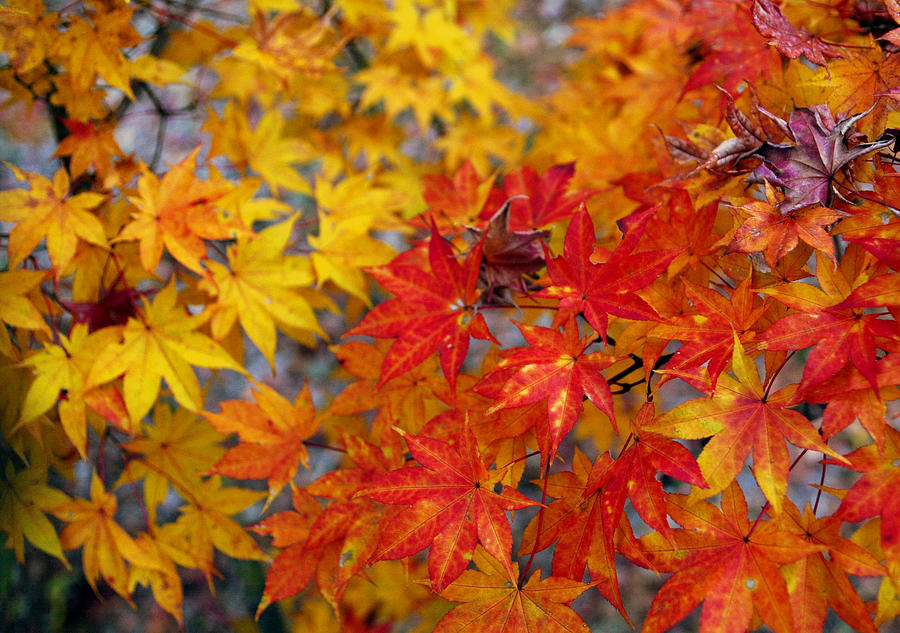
[247,148,899,631]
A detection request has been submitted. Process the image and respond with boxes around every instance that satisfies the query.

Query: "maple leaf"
[0,269,50,341]
[538,205,680,342]
[360,421,536,592]
[519,448,632,622]
[0,165,107,274]
[803,45,900,139]
[308,211,397,305]
[205,382,319,504]
[831,426,900,588]
[252,433,402,615]
[127,533,184,626]
[750,105,894,212]
[328,339,451,435]
[86,280,245,423]
[772,499,882,633]
[116,403,225,523]
[51,472,159,600]
[117,148,242,274]
[649,336,843,513]
[346,223,496,392]
[838,165,900,268]
[750,0,843,65]
[53,118,122,179]
[200,218,325,367]
[684,0,782,93]
[0,461,70,566]
[160,476,268,588]
[435,546,593,633]
[654,277,771,390]
[465,199,549,302]
[19,324,125,456]
[51,6,141,99]
[603,402,706,541]
[487,162,598,231]
[804,353,900,451]
[423,160,501,230]
[204,104,316,195]
[727,181,842,268]
[250,485,324,615]
[758,254,897,393]
[481,317,619,466]
[634,189,726,277]
[639,481,824,633]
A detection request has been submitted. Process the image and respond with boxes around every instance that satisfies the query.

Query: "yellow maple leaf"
[232,8,345,88]
[86,280,245,423]
[355,65,453,131]
[204,103,315,195]
[51,6,142,99]
[200,218,324,367]
[127,534,184,626]
[0,0,59,74]
[387,1,478,69]
[115,402,226,523]
[19,323,123,458]
[154,476,267,588]
[0,269,50,343]
[0,460,70,565]
[309,212,396,303]
[0,165,107,274]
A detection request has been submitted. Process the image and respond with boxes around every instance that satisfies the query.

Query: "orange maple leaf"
[639,481,824,633]
[435,546,593,633]
[117,148,242,274]
[205,382,319,504]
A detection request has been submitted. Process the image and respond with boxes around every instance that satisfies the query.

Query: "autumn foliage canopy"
[2,0,900,631]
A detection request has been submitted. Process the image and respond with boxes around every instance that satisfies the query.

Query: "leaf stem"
[303,440,347,453]
[762,350,796,399]
[497,450,540,472]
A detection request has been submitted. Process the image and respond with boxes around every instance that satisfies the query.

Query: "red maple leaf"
[759,258,898,393]
[519,449,632,623]
[804,352,900,451]
[654,276,772,390]
[479,316,619,466]
[538,204,680,342]
[483,162,598,230]
[346,223,496,392]
[602,402,706,541]
[830,426,900,588]
[360,421,537,592]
